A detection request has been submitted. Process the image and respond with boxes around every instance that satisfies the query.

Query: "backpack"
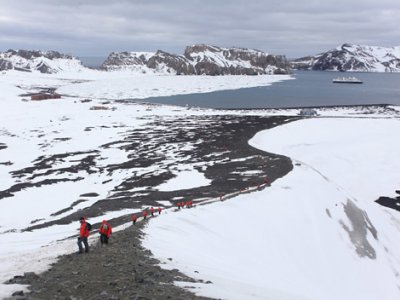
[86,222,92,231]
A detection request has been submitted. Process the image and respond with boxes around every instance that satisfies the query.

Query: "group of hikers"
[77,217,112,253]
[177,200,193,209]
[77,206,164,253]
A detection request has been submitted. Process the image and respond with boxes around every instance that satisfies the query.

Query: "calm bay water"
[142,71,400,109]
[79,56,106,68]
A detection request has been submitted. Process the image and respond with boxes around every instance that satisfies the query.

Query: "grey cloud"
[0,0,399,57]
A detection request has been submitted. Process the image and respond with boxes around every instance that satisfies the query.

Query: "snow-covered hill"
[144,117,400,300]
[292,44,400,72]
[101,45,291,75]
[0,50,86,74]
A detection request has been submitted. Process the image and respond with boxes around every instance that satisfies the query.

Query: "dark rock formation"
[100,51,149,71]
[101,44,291,75]
[147,50,196,75]
[184,44,290,75]
[291,43,400,72]
[0,59,13,71]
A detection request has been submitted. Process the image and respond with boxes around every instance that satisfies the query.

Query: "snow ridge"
[0,50,86,74]
[292,43,400,72]
[101,44,290,75]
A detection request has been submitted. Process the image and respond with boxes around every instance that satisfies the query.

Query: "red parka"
[99,220,112,238]
[79,219,90,238]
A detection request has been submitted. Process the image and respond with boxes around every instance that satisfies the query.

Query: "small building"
[299,108,318,117]
[31,93,61,101]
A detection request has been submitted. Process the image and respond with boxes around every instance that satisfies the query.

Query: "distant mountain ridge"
[6,43,399,75]
[101,45,291,75]
[292,44,400,72]
[0,49,85,73]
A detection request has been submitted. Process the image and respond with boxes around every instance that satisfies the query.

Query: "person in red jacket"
[150,207,155,216]
[99,220,112,245]
[131,214,138,225]
[143,210,148,220]
[157,207,162,215]
[77,217,90,254]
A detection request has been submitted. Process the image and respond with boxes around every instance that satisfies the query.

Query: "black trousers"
[100,234,109,245]
[77,237,89,253]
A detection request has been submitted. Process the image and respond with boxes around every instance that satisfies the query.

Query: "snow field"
[57,73,292,100]
[143,117,400,300]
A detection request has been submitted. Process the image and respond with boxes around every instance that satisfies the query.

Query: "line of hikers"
[77,177,269,252]
[77,206,164,253]
[131,206,163,224]
[177,200,193,209]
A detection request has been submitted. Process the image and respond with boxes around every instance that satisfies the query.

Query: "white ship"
[332,76,363,84]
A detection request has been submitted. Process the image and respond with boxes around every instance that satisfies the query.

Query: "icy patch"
[156,200,173,206]
[156,167,211,191]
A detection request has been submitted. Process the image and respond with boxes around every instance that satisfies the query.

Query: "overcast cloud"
[0,0,399,58]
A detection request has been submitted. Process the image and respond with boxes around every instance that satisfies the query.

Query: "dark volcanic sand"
[5,114,299,299]
[3,114,298,232]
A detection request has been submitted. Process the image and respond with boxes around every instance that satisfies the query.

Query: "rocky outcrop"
[0,59,13,71]
[0,50,84,73]
[101,44,291,75]
[291,44,400,72]
[1,46,291,75]
[147,50,196,75]
[100,51,151,72]
[184,45,289,75]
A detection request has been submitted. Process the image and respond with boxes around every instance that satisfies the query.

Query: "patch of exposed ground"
[0,115,297,232]
[6,222,213,300]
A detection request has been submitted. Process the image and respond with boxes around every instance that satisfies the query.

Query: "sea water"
[79,56,106,69]
[141,71,400,109]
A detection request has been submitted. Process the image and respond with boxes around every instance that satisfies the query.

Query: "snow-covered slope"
[292,44,400,72]
[0,50,86,74]
[101,44,291,75]
[143,117,400,300]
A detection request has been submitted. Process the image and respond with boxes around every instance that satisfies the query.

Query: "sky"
[0,0,399,58]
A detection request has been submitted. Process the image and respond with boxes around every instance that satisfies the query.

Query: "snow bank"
[143,117,400,300]
[57,74,292,100]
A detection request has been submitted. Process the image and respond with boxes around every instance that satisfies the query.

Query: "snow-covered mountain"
[0,50,86,73]
[101,45,291,75]
[292,44,400,72]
